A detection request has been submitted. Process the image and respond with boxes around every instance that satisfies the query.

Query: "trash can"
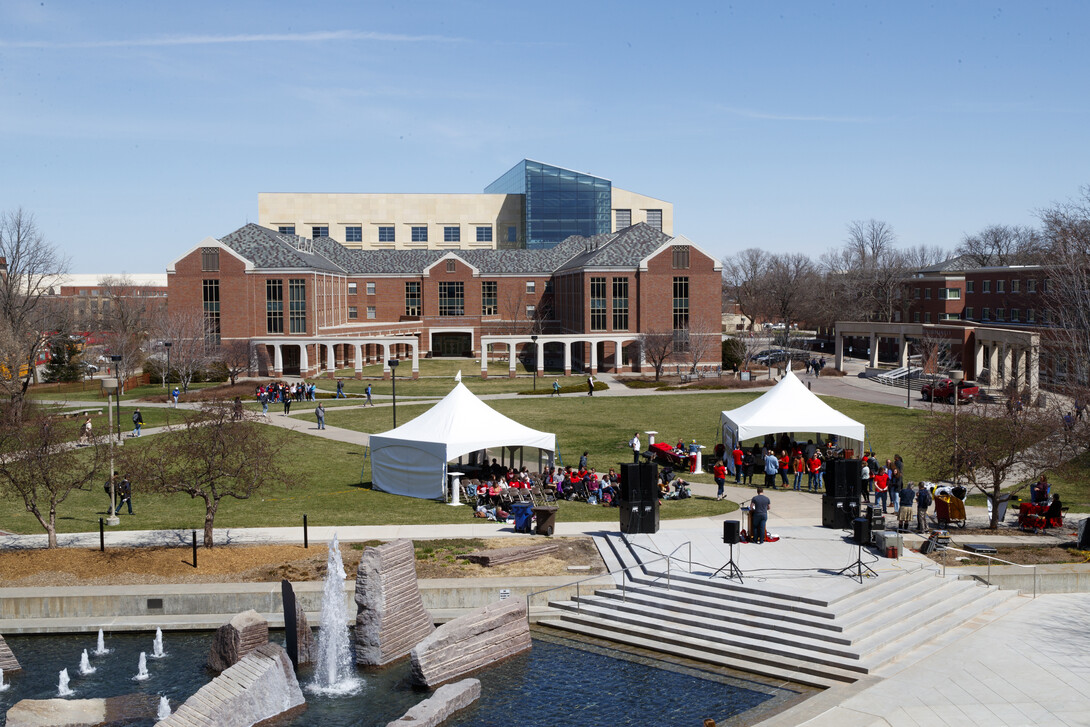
[532,506,558,536]
[511,502,534,533]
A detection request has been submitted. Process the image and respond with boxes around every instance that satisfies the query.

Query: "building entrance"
[432,332,472,357]
[282,345,301,375]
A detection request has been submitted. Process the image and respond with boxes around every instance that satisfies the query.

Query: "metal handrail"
[525,540,693,622]
[940,545,1038,598]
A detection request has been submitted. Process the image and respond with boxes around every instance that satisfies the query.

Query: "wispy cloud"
[0,29,464,49]
[719,105,874,123]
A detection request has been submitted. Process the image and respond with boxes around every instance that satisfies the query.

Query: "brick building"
[167,222,721,378]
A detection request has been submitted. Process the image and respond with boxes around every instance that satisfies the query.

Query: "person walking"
[915,483,932,532]
[283,393,292,415]
[115,476,133,515]
[365,383,374,407]
[259,390,269,416]
[713,460,728,501]
[629,432,641,463]
[78,415,93,446]
[732,444,744,484]
[171,387,179,406]
[552,379,561,397]
[130,409,143,437]
[336,379,345,399]
[586,374,594,396]
[232,396,243,421]
[751,487,771,544]
[315,402,326,430]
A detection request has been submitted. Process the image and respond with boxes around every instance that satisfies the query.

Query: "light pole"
[110,355,122,441]
[388,359,399,427]
[531,335,538,391]
[162,341,172,389]
[904,337,917,409]
[101,377,120,526]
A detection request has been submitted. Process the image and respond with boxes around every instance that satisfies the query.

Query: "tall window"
[965,307,975,319]
[366,282,376,295]
[438,282,464,316]
[311,225,328,238]
[443,226,460,243]
[266,280,284,334]
[278,225,295,235]
[348,282,357,295]
[345,226,362,242]
[646,209,663,231]
[366,306,376,319]
[1011,279,1020,293]
[526,281,535,294]
[405,282,421,316]
[202,279,220,346]
[201,247,219,272]
[446,260,456,273]
[481,281,497,315]
[672,276,690,352]
[289,279,306,333]
[615,209,631,229]
[476,226,492,243]
[378,226,395,243]
[1028,279,1037,293]
[983,280,991,293]
[672,245,690,269]
[411,226,428,242]
[612,277,629,330]
[966,280,975,293]
[997,280,1006,293]
[507,226,517,243]
[590,277,607,331]
[348,306,358,319]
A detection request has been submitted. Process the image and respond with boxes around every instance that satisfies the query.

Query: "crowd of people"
[255,381,319,414]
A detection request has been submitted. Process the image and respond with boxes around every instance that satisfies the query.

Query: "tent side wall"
[371,442,447,500]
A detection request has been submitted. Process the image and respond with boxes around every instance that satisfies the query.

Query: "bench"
[458,543,559,567]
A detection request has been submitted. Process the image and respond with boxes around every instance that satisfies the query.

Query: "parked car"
[753,350,789,365]
[921,379,979,404]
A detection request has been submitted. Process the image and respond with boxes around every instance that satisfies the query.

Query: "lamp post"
[904,337,917,409]
[531,335,538,391]
[110,355,122,441]
[101,377,120,526]
[162,341,172,389]
[388,359,399,427]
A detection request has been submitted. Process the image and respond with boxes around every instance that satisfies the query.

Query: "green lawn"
[29,381,223,403]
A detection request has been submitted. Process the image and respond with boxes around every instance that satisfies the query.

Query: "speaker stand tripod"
[836,543,878,584]
[712,542,744,583]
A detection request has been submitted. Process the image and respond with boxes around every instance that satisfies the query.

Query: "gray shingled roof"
[217,223,669,275]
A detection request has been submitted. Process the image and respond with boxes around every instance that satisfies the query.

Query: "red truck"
[921,379,979,404]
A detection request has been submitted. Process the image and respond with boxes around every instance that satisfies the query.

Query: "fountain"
[158,695,172,720]
[133,651,149,681]
[0,667,8,692]
[57,668,74,696]
[307,534,361,696]
[79,648,96,675]
[152,628,166,658]
[94,628,110,655]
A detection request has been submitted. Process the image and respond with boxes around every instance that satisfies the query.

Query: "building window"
[366,282,376,296]
[672,245,690,269]
[983,280,991,293]
[278,225,295,235]
[507,226,517,243]
[1011,279,1020,293]
[379,226,395,243]
[912,312,920,322]
[940,313,958,321]
[998,280,1007,293]
[966,280,974,294]
[411,226,428,243]
[940,288,961,300]
[924,312,932,323]
[1010,308,1020,322]
[612,277,629,330]
[964,307,974,319]
[615,209,631,229]
[1028,308,1036,322]
[646,209,663,231]
[366,306,376,320]
[443,226,461,243]
[266,280,284,334]
[405,282,421,317]
[348,282,357,295]
[438,282,464,316]
[201,248,219,272]
[996,308,1006,321]
[289,279,306,333]
[924,288,932,299]
[526,305,536,318]
[590,277,607,331]
[481,281,497,316]
[982,307,991,321]
[202,279,220,346]
[526,281,535,294]
[476,226,492,243]
[914,287,920,299]
[348,306,358,319]
[1028,279,1037,293]
[311,226,328,239]
[345,226,362,242]
[446,260,456,273]
[672,277,689,352]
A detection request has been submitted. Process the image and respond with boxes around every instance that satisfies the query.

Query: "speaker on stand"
[713,520,743,582]
[837,517,878,583]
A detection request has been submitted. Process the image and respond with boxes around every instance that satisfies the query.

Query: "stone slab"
[409,598,530,688]
[6,693,157,727]
[458,543,558,567]
[386,678,481,727]
[206,609,268,672]
[0,633,20,672]
[355,539,435,667]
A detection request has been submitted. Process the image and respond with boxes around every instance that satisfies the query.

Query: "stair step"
[838,575,971,633]
[550,599,864,669]
[621,571,837,620]
[541,613,860,689]
[829,567,935,613]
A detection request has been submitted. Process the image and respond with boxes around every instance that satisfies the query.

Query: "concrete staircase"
[539,533,1020,689]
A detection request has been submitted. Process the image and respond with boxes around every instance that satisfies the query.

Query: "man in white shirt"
[629,432,641,463]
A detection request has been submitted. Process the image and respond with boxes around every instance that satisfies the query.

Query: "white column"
[563,341,572,374]
[509,342,517,375]
[974,340,985,380]
[353,344,363,376]
[834,332,844,370]
[1000,345,1012,389]
[1011,347,1025,392]
[299,344,309,375]
[411,340,419,376]
[480,339,489,376]
[1028,345,1040,403]
[536,340,544,373]
[615,340,624,371]
[325,343,335,371]
[273,344,283,375]
[897,336,908,367]
[590,340,599,374]
[381,343,391,375]
[868,334,879,367]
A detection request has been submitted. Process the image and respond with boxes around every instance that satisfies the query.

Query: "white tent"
[370,382,556,499]
[720,371,865,451]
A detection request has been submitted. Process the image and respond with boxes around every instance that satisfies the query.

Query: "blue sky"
[2,1,1087,273]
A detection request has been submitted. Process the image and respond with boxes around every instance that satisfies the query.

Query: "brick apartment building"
[167,222,721,379]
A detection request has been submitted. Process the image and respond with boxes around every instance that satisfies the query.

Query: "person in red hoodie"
[807,453,822,492]
[732,445,744,484]
[713,460,728,500]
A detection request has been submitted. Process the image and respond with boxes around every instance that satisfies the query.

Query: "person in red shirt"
[873,468,890,512]
[732,445,744,484]
[791,453,806,490]
[807,454,822,492]
[713,461,728,500]
[778,451,790,488]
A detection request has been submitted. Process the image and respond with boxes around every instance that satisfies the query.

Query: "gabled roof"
[554,223,673,271]
[720,371,865,443]
[218,224,344,272]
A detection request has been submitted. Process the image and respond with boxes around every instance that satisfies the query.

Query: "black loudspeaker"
[619,463,641,502]
[826,459,863,499]
[852,516,871,546]
[639,462,658,502]
[1079,518,1090,550]
[723,520,741,545]
[620,498,659,534]
[822,496,854,529]
[619,462,659,534]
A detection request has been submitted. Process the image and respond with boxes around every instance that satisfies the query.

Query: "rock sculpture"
[409,598,530,688]
[6,694,157,727]
[0,634,20,672]
[386,679,481,727]
[294,603,316,666]
[355,539,435,667]
[206,609,269,672]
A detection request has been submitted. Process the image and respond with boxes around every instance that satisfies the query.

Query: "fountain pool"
[0,630,812,726]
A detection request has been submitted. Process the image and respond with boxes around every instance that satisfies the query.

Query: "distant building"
[258,159,672,251]
[45,274,168,325]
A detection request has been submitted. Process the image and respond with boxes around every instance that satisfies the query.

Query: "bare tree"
[637,330,674,381]
[121,403,291,547]
[0,209,69,420]
[1039,187,1090,395]
[764,253,817,329]
[817,219,912,325]
[0,413,104,547]
[683,317,720,374]
[956,224,1045,267]
[98,275,157,389]
[722,248,771,330]
[218,339,256,385]
[157,309,209,394]
[900,244,949,270]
